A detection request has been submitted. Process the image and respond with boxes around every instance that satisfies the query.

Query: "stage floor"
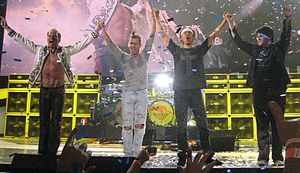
[0,138,285,170]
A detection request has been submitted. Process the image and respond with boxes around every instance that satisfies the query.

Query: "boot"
[177,150,187,166]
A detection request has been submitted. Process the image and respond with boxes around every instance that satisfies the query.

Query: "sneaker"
[273,160,284,166]
[257,160,268,167]
[177,151,187,166]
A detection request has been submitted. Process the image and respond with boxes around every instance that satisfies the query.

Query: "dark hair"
[130,31,141,44]
[256,26,274,42]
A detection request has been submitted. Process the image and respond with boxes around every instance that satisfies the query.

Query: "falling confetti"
[87,55,92,60]
[13,58,22,62]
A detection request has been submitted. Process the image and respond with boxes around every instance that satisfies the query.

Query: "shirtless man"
[0,16,102,155]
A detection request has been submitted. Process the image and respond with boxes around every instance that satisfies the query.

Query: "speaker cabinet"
[5,115,26,137]
[28,116,40,137]
[7,92,28,112]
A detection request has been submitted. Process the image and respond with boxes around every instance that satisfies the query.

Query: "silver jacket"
[8,29,99,87]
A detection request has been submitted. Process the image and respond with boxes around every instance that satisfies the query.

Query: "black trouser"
[39,86,65,155]
[253,86,286,162]
[174,89,211,152]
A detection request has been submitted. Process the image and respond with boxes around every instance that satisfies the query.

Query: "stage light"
[154,73,173,88]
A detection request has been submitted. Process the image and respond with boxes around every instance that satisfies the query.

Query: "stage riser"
[77,126,236,151]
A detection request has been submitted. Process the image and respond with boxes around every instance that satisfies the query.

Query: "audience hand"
[56,128,95,173]
[268,101,300,144]
[177,149,216,173]
[136,148,150,163]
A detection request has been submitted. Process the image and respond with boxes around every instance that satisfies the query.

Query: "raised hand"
[98,20,105,29]
[136,148,150,163]
[152,9,159,20]
[225,12,235,32]
[225,13,233,23]
[268,101,300,144]
[0,16,11,32]
[223,12,229,21]
[177,149,216,173]
[56,128,95,173]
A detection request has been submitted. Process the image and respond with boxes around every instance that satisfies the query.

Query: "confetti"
[13,58,22,62]
[87,55,92,60]
[167,17,174,22]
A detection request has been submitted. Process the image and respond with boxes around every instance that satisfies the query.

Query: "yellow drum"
[148,100,174,126]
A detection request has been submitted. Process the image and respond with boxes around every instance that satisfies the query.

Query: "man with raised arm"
[0,16,102,156]
[87,0,153,77]
[98,10,156,157]
[226,6,292,167]
[154,11,228,166]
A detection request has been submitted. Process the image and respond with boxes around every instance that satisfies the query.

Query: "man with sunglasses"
[226,6,292,167]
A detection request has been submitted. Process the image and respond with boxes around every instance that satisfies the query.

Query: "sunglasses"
[257,33,271,40]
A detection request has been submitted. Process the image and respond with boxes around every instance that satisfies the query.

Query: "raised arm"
[142,10,156,54]
[225,13,254,55]
[0,16,11,33]
[268,101,300,144]
[68,21,101,55]
[149,10,156,37]
[126,149,149,173]
[98,21,112,43]
[0,16,40,53]
[153,10,170,47]
[207,12,228,46]
[283,6,292,32]
[100,21,126,60]
[160,10,178,36]
[226,13,236,38]
[277,6,292,58]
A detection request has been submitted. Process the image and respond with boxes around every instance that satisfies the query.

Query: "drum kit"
[90,86,178,127]
[90,88,123,126]
[89,71,196,127]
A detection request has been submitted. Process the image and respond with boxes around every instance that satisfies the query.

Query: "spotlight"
[154,73,173,88]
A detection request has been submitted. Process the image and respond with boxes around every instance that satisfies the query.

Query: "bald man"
[0,16,102,155]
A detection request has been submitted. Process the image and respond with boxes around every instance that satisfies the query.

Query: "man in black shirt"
[226,6,292,167]
[154,11,228,166]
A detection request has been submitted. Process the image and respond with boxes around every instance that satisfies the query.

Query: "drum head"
[148,100,174,126]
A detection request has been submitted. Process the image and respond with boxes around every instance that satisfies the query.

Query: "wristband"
[91,30,99,38]
[285,148,300,160]
[285,138,300,160]
[167,18,174,22]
